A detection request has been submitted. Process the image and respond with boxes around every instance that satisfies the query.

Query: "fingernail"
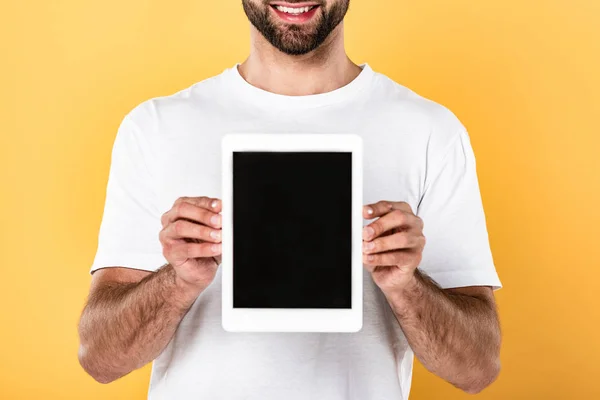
[211,243,221,252]
[367,255,375,261]
[364,241,375,250]
[366,207,373,215]
[364,226,374,238]
[210,230,221,239]
[211,215,221,225]
[211,200,218,209]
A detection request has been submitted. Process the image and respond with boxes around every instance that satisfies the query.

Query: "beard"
[242,0,350,55]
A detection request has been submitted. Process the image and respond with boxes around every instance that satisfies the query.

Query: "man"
[78,1,502,399]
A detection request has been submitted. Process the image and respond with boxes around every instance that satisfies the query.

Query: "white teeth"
[275,5,314,14]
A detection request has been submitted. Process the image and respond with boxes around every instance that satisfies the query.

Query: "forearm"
[78,264,201,383]
[384,270,501,394]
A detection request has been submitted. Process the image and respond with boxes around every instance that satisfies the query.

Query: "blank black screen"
[233,151,352,309]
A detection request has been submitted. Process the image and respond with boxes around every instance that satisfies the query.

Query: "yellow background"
[1,0,599,399]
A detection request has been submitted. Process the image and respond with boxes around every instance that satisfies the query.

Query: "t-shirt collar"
[225,62,374,109]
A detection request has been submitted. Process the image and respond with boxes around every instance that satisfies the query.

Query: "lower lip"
[271,6,320,23]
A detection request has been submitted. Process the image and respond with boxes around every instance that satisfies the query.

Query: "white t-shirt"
[91,63,502,400]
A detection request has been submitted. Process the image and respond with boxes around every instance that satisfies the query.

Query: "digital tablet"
[221,133,363,333]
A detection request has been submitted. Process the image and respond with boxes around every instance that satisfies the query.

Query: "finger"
[389,201,414,214]
[390,202,424,230]
[164,242,222,262]
[162,197,222,225]
[160,220,222,242]
[362,250,419,267]
[364,200,416,219]
[175,196,222,211]
[209,198,222,212]
[363,209,419,240]
[162,201,222,228]
[363,200,393,219]
[363,232,425,254]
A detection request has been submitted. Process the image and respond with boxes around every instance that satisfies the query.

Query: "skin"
[362,201,501,394]
[78,0,501,394]
[78,197,224,384]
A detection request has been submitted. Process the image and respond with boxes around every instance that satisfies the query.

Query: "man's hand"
[362,201,501,394]
[362,200,426,294]
[78,195,224,384]
[159,196,223,292]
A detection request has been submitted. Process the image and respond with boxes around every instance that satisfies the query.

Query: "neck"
[238,22,362,96]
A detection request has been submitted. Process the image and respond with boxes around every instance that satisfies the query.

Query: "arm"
[384,272,500,394]
[362,201,501,394]
[78,196,223,383]
[78,265,201,383]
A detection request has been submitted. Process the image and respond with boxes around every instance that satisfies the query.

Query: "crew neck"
[225,63,374,109]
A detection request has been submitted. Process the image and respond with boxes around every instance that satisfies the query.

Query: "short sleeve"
[90,102,166,274]
[416,129,502,290]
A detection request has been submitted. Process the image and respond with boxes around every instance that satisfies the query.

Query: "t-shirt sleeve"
[416,129,502,290]
[90,102,166,274]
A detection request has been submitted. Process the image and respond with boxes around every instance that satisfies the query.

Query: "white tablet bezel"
[221,133,363,333]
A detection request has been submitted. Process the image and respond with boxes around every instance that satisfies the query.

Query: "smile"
[270,2,321,22]
[273,5,318,14]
